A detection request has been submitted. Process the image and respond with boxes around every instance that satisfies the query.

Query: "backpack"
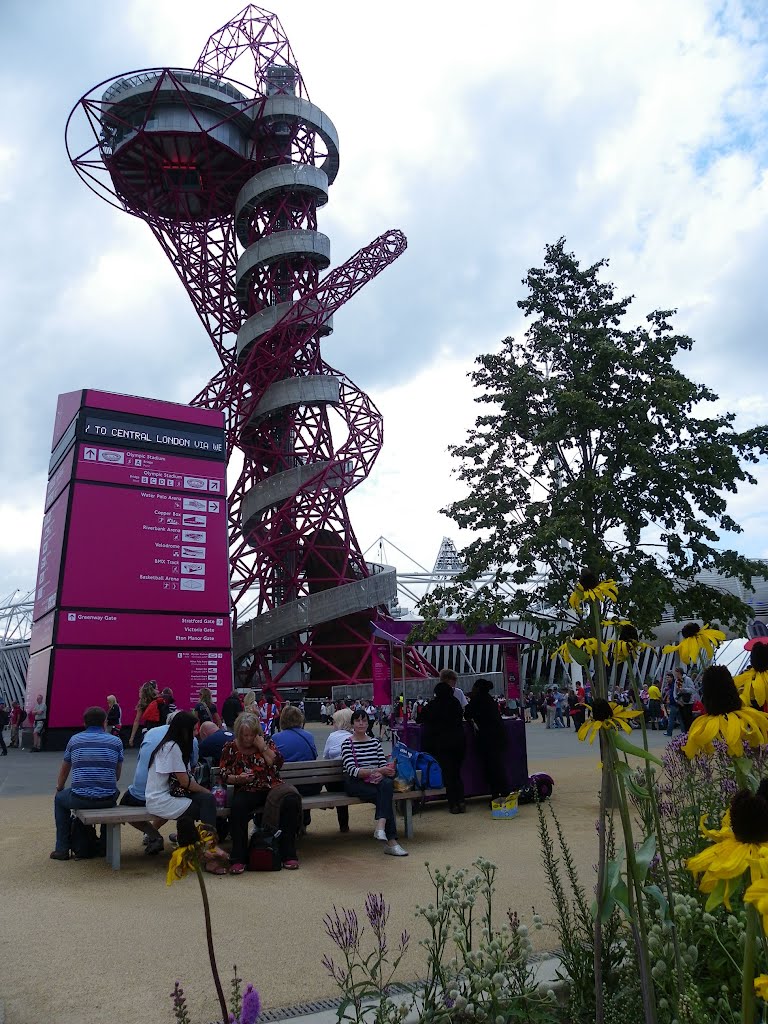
[195,701,212,724]
[247,827,282,871]
[411,750,443,790]
[70,817,101,859]
[393,742,416,791]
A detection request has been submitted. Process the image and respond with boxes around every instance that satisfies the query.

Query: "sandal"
[282,859,299,870]
[229,862,246,875]
[204,862,228,875]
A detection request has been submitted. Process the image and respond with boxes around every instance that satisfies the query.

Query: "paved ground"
[0,721,676,1023]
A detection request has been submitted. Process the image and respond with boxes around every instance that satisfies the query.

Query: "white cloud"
[2,0,768,601]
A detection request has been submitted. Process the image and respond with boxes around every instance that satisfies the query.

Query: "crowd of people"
[37,666,525,869]
[526,666,702,735]
[4,661,700,871]
[46,681,412,871]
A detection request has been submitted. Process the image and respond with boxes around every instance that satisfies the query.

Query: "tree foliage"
[418,238,768,638]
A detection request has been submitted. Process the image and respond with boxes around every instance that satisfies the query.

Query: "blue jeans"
[665,706,683,736]
[344,775,398,840]
[54,789,117,853]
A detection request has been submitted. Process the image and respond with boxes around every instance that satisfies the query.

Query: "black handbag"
[247,827,282,871]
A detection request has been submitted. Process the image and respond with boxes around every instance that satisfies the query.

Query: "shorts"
[120,790,147,808]
[33,721,45,735]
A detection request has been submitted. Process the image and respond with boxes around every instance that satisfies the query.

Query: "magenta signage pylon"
[64,7,423,694]
[26,390,232,744]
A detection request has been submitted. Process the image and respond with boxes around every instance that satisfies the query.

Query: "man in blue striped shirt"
[50,706,124,860]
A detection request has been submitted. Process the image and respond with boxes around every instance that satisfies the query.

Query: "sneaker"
[142,834,150,846]
[49,850,70,861]
[145,836,164,855]
[383,843,408,857]
[373,829,387,841]
[169,832,178,846]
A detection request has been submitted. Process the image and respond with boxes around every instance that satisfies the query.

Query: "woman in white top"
[145,711,229,874]
[323,708,353,833]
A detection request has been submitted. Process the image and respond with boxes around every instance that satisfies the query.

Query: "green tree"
[418,238,768,638]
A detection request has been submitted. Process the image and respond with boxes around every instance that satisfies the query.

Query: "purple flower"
[365,892,390,932]
[239,984,261,1024]
[323,906,361,951]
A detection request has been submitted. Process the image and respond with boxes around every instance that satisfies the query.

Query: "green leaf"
[614,760,652,799]
[611,730,663,765]
[566,640,591,666]
[600,853,632,922]
[643,884,668,918]
[633,833,656,885]
[705,878,728,913]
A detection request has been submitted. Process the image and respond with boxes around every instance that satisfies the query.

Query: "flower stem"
[613,752,657,1023]
[625,660,684,1005]
[594,755,608,1024]
[743,902,759,1024]
[194,861,229,1024]
[589,599,607,701]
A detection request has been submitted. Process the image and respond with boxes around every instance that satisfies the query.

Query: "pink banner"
[52,390,84,449]
[505,649,520,699]
[32,487,70,621]
[60,482,229,613]
[46,447,75,511]
[55,610,230,648]
[75,444,225,496]
[25,648,52,717]
[46,647,233,729]
[84,389,222,428]
[29,611,55,655]
[372,645,391,705]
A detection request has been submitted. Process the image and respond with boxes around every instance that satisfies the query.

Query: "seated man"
[197,720,234,766]
[51,706,123,861]
[119,710,198,854]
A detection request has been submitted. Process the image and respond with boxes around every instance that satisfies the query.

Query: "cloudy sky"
[2,0,768,611]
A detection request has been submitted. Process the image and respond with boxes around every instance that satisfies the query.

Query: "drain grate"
[259,982,416,1021]
[256,956,562,1022]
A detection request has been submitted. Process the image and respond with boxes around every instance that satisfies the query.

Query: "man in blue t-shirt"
[198,722,234,765]
[51,706,124,860]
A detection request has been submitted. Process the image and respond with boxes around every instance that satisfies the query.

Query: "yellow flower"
[745,879,768,934]
[601,617,632,631]
[577,698,642,744]
[552,635,609,664]
[166,822,221,886]
[687,791,768,908]
[662,622,725,664]
[568,572,618,612]
[735,644,768,707]
[734,668,768,708]
[166,844,197,886]
[610,623,652,664]
[755,974,768,1001]
[682,664,768,758]
[682,707,768,758]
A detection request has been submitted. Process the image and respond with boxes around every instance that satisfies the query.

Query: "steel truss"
[67,6,426,691]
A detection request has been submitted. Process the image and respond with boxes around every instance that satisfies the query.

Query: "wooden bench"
[74,758,445,870]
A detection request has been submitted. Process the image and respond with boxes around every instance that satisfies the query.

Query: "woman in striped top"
[341,709,407,856]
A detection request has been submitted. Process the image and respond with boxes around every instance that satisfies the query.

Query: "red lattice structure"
[66,6,433,691]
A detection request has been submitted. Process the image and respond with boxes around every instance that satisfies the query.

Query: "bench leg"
[403,800,414,840]
[105,824,121,870]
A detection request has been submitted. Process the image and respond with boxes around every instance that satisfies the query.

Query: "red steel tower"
[66,6,422,691]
